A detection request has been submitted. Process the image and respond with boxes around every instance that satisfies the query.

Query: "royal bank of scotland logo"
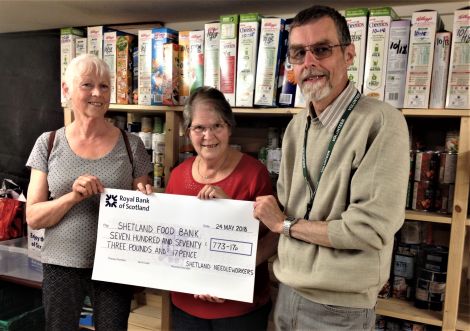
[105,194,118,208]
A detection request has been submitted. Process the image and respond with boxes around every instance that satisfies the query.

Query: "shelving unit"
[67,104,469,330]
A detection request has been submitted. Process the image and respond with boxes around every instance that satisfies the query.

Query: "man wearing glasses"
[253,5,409,330]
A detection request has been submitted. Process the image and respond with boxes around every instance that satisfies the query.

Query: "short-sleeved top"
[26,127,152,268]
[165,154,274,319]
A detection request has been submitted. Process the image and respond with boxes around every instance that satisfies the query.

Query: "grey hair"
[290,5,351,46]
[63,53,111,98]
[183,86,236,130]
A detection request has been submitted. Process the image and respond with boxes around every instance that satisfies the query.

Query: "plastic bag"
[0,179,26,240]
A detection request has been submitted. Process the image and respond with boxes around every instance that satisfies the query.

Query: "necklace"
[197,153,229,180]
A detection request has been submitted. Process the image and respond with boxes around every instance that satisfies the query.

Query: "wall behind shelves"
[0,30,63,192]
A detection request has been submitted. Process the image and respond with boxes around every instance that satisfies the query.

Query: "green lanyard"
[302,91,361,220]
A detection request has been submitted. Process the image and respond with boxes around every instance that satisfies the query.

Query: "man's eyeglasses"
[189,123,227,135]
[287,43,349,64]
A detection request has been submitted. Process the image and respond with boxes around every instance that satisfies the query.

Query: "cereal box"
[445,7,470,109]
[346,8,369,92]
[138,30,153,105]
[103,31,118,103]
[163,43,180,106]
[151,28,178,105]
[178,31,191,105]
[60,27,85,103]
[430,32,452,109]
[384,20,411,108]
[204,22,220,89]
[363,7,399,101]
[404,10,443,108]
[294,85,306,108]
[254,17,286,106]
[87,26,115,59]
[189,30,205,96]
[75,37,87,57]
[276,18,296,107]
[116,34,137,104]
[236,13,261,107]
[219,14,239,106]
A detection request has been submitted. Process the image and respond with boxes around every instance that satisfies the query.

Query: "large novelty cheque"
[92,188,259,303]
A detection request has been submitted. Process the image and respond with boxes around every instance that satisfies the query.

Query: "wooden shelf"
[376,298,442,326]
[402,108,470,118]
[405,210,452,224]
[108,104,182,114]
[457,313,470,331]
[108,104,301,116]
[108,105,470,117]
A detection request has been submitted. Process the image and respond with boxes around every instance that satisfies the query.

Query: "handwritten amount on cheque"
[104,221,253,258]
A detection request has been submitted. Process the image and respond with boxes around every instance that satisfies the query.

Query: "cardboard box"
[138,30,153,105]
[430,32,452,109]
[178,31,191,105]
[116,34,137,104]
[384,20,411,108]
[103,31,118,103]
[363,7,399,101]
[445,7,470,109]
[151,28,178,105]
[219,14,239,106]
[204,22,220,89]
[346,8,369,92]
[276,18,296,107]
[404,10,442,108]
[87,26,114,59]
[236,13,261,107]
[188,30,205,97]
[162,43,179,105]
[294,84,306,108]
[60,27,85,103]
[75,37,87,57]
[254,17,286,106]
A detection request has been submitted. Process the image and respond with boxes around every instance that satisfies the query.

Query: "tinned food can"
[434,183,454,214]
[414,151,439,182]
[412,181,435,211]
[438,152,457,184]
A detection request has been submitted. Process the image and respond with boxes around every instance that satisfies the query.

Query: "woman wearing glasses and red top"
[165,86,278,331]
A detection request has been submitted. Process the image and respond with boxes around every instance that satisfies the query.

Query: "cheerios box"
[60,27,85,103]
[445,7,470,109]
[204,22,220,89]
[363,7,399,101]
[404,10,443,108]
[236,13,262,107]
[219,14,239,106]
[346,8,369,92]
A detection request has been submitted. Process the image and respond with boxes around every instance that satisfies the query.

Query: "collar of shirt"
[307,82,360,132]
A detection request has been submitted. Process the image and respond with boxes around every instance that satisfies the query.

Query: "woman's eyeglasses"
[287,43,349,64]
[189,123,227,135]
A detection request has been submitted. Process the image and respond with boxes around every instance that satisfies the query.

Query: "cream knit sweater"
[274,94,409,309]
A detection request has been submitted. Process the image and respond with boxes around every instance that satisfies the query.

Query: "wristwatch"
[283,216,299,237]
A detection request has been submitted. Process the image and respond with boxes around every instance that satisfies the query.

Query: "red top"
[165,154,274,319]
